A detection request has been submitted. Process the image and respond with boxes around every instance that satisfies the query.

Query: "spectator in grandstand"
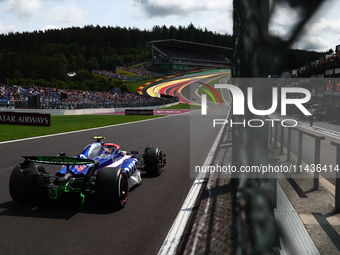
[92,70,127,80]
[116,66,162,77]
[155,45,228,63]
[4,83,167,110]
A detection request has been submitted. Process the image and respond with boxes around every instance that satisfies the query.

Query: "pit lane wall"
[0,102,179,116]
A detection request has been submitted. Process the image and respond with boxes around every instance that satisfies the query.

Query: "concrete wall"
[63,108,116,115]
[0,108,65,116]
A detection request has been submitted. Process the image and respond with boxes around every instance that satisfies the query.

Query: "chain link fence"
[232,0,325,254]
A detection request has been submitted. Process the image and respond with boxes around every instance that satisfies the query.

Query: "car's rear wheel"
[144,147,163,176]
[9,164,41,203]
[95,167,128,209]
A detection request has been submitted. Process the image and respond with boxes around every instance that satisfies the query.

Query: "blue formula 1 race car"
[9,136,166,210]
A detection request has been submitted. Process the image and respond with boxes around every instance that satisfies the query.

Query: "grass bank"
[0,115,162,142]
[160,103,200,110]
[124,78,155,92]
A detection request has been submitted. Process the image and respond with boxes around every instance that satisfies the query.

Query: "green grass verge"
[160,103,200,110]
[124,78,156,92]
[0,115,162,142]
[91,73,155,93]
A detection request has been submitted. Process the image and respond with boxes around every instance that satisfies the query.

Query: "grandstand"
[282,45,340,80]
[146,39,232,70]
[279,44,340,110]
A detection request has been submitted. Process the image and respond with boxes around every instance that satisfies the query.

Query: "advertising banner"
[172,64,189,70]
[0,112,50,126]
[125,109,153,115]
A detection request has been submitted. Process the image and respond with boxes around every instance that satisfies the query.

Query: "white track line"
[220,75,231,104]
[188,104,231,255]
[189,179,212,255]
[189,75,231,255]
[158,104,231,255]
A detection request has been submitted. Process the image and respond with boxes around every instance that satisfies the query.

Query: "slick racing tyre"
[9,164,41,203]
[95,167,128,209]
[144,147,164,176]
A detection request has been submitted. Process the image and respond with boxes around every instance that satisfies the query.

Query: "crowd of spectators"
[0,85,10,101]
[0,85,25,104]
[116,66,162,77]
[326,55,339,62]
[289,54,340,78]
[0,84,167,109]
[92,70,127,80]
[155,45,229,63]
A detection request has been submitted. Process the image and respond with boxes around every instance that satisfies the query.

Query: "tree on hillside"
[0,23,319,90]
[75,69,93,82]
[84,57,99,71]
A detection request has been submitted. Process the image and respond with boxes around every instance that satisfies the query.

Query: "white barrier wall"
[0,102,179,116]
[0,108,65,116]
[63,108,116,115]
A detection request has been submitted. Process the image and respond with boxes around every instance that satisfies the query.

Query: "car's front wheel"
[95,167,128,209]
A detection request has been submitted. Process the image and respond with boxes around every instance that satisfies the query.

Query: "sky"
[0,0,339,52]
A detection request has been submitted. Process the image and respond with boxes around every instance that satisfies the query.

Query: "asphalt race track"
[0,74,229,255]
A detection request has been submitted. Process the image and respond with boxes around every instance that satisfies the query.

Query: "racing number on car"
[76,164,86,172]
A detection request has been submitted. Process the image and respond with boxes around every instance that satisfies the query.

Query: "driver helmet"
[102,148,110,155]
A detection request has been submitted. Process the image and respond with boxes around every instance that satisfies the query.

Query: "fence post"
[280,124,284,155]
[314,138,321,190]
[336,146,340,212]
[298,132,303,167]
[274,121,278,149]
[287,128,292,161]
[269,174,277,209]
[331,141,340,212]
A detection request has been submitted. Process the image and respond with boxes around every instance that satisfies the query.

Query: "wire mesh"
[232,0,325,254]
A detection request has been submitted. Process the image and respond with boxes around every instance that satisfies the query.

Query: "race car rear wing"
[22,156,95,165]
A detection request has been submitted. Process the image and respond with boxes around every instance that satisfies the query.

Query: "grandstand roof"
[146,39,232,53]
